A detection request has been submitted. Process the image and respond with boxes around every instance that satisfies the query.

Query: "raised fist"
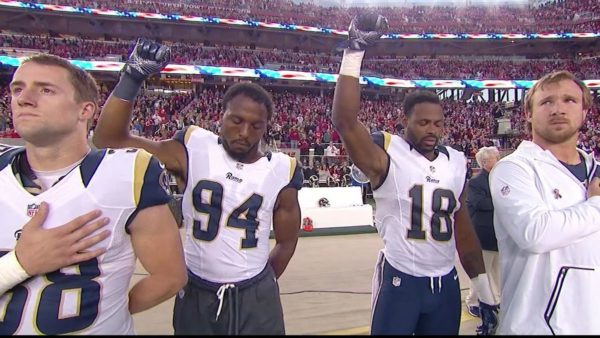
[123,38,171,81]
[347,13,388,51]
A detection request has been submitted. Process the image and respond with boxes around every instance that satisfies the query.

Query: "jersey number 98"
[0,252,100,335]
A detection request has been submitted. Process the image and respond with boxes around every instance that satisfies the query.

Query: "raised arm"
[332,14,389,188]
[93,39,187,180]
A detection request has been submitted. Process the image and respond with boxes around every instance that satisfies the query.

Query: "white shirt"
[0,147,169,334]
[490,140,600,334]
[177,126,301,283]
[373,132,467,277]
[325,145,339,157]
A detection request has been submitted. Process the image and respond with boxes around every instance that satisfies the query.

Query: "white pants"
[466,250,501,307]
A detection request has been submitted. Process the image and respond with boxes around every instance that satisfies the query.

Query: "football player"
[331,14,499,335]
[93,40,303,335]
[0,54,187,334]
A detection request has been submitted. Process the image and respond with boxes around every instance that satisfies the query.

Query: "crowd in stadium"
[2,34,600,80]
[1,83,598,164]
[0,1,597,169]
[33,0,600,33]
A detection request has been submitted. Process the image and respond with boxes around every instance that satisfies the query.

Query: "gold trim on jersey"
[383,131,392,151]
[58,288,82,319]
[0,292,13,321]
[133,150,152,206]
[185,126,200,145]
[289,157,297,181]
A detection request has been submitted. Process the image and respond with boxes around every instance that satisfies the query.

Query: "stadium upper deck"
[28,0,600,34]
[1,0,598,57]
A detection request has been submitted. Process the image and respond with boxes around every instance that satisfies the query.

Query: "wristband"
[0,250,30,296]
[112,73,144,102]
[472,273,497,305]
[339,49,365,78]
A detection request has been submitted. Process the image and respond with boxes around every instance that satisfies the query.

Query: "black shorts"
[173,264,285,335]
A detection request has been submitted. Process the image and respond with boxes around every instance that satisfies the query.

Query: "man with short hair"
[331,14,499,335]
[465,146,501,317]
[0,53,187,334]
[490,70,600,334]
[93,39,302,335]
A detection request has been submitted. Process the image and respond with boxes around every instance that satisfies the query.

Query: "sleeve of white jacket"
[490,160,600,254]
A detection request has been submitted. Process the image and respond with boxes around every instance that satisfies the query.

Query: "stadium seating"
[33,0,600,33]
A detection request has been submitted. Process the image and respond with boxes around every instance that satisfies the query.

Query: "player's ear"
[80,101,97,121]
[525,107,533,123]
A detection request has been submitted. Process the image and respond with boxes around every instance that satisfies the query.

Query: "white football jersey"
[0,146,170,335]
[175,127,302,283]
[371,132,467,277]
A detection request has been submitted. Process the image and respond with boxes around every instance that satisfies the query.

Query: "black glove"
[123,38,170,81]
[347,13,389,51]
[113,38,171,101]
[476,301,499,335]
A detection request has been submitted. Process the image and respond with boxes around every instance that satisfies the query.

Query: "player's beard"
[534,120,582,145]
[417,136,438,152]
[222,138,260,162]
[406,130,437,155]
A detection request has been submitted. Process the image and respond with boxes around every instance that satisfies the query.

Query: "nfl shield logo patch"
[27,203,40,217]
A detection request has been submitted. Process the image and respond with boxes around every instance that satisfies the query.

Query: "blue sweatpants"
[371,256,461,335]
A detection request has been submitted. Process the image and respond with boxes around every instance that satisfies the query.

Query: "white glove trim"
[339,49,365,78]
[472,273,497,305]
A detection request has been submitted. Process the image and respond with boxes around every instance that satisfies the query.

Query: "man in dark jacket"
[465,146,501,317]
